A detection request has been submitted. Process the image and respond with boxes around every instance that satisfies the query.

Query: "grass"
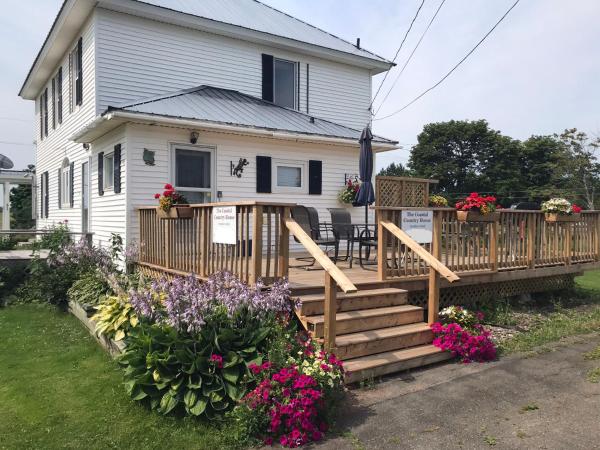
[0,304,239,450]
[586,368,600,383]
[497,270,600,354]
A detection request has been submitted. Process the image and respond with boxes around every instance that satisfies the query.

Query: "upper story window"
[69,37,83,112]
[262,54,298,109]
[52,68,63,127]
[40,89,48,139]
[274,59,297,109]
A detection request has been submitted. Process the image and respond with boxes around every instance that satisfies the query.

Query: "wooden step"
[343,345,452,384]
[305,305,424,338]
[296,287,408,316]
[331,323,433,360]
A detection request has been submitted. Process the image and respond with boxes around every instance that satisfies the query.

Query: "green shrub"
[92,296,138,341]
[119,310,275,419]
[67,271,112,314]
[0,236,17,251]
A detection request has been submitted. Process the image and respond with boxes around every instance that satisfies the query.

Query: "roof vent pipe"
[356,38,361,49]
[309,116,315,123]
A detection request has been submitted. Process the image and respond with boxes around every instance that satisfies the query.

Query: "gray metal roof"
[136,0,391,64]
[106,86,396,144]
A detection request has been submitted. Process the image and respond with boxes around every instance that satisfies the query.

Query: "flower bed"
[432,306,496,363]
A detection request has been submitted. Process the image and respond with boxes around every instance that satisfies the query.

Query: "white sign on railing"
[401,210,433,244]
[212,206,237,245]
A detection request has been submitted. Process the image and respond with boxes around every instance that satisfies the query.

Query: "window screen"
[274,59,296,108]
[103,154,114,190]
[277,165,302,188]
[175,149,211,188]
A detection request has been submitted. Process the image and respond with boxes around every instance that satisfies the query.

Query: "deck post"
[277,206,290,278]
[490,219,499,271]
[527,214,536,269]
[427,212,442,324]
[323,271,337,352]
[251,205,263,284]
[377,209,387,281]
[565,222,572,265]
[199,208,209,277]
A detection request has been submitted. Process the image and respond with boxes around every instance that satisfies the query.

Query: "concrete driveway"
[315,335,600,450]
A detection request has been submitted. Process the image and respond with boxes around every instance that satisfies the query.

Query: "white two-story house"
[19,0,397,248]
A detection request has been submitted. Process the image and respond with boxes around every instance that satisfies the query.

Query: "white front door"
[171,144,215,203]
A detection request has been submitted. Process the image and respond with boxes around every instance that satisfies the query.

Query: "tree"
[10,165,35,229]
[520,135,568,201]
[408,120,523,204]
[557,128,600,209]
[378,162,408,177]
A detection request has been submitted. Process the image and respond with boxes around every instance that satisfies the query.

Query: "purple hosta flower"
[124,241,140,263]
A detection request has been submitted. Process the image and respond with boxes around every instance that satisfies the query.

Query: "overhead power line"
[369,0,426,111]
[374,0,521,121]
[374,0,447,116]
[0,117,30,123]
[0,141,35,146]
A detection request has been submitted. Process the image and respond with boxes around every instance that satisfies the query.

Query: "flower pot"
[156,205,193,219]
[544,213,580,223]
[456,210,499,223]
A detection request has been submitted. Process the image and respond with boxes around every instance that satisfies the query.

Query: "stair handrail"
[380,220,459,283]
[379,218,460,324]
[285,217,357,351]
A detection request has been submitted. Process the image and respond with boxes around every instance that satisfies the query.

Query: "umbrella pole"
[365,204,368,225]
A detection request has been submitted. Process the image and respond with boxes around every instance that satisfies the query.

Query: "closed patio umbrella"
[354,126,375,224]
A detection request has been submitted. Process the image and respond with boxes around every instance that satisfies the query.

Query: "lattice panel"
[402,181,426,207]
[408,274,576,308]
[137,264,177,281]
[375,176,433,207]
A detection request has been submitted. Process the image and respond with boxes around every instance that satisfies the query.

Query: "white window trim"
[60,159,71,207]
[103,153,114,191]
[273,58,298,110]
[169,143,216,202]
[272,158,306,193]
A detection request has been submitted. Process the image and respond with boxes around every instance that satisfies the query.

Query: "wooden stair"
[295,287,451,383]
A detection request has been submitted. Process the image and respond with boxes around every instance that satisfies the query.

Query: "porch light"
[190,131,199,144]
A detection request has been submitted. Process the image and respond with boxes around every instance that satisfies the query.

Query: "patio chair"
[290,205,339,269]
[328,208,379,269]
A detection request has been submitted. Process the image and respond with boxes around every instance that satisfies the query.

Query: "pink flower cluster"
[210,353,223,369]
[430,322,496,363]
[455,192,499,214]
[243,365,328,448]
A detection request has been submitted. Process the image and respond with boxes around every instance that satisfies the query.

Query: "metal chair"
[328,208,361,268]
[290,206,339,269]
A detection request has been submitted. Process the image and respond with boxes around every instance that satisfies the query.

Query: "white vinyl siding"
[95,9,371,129]
[34,14,97,234]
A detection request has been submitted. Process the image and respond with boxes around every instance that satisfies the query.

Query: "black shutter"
[43,89,48,137]
[256,156,271,193]
[57,168,62,209]
[76,37,83,106]
[39,97,43,141]
[308,160,322,195]
[51,77,56,130]
[113,144,122,194]
[39,174,44,218]
[70,161,75,207]
[44,172,49,218]
[98,152,104,196]
[57,67,63,124]
[261,54,274,102]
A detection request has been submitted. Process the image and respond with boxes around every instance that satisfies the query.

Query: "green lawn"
[0,305,238,450]
[498,270,600,354]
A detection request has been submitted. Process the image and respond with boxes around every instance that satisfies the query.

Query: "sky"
[1,0,599,171]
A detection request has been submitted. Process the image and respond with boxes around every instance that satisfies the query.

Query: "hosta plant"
[92,295,138,341]
[119,311,273,419]
[67,270,112,314]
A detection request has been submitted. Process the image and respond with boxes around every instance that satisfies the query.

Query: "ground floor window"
[61,158,71,207]
[172,145,214,203]
[272,159,306,193]
[103,153,114,191]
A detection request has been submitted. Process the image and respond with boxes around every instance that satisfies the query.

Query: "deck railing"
[138,202,292,284]
[375,208,600,279]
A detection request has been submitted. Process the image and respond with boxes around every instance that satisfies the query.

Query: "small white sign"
[212,206,237,245]
[401,210,433,244]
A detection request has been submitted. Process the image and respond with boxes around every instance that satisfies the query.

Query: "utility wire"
[374,0,521,121]
[0,141,35,146]
[374,0,446,116]
[369,0,426,112]
[0,117,30,122]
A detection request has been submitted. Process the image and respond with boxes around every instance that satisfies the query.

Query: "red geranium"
[572,204,582,213]
[455,192,499,215]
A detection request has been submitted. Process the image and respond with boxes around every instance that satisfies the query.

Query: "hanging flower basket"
[455,193,500,223]
[157,205,193,219]
[456,210,500,223]
[544,213,580,223]
[541,198,582,223]
[154,184,192,219]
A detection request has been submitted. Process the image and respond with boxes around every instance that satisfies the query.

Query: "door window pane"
[175,149,211,188]
[179,191,211,204]
[277,166,302,188]
[274,59,295,108]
